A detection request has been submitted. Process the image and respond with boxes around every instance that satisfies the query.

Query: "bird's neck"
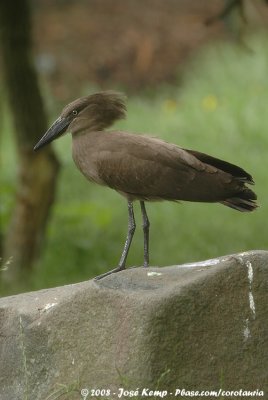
[70,117,105,137]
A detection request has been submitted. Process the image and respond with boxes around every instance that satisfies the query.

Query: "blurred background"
[1,0,268,295]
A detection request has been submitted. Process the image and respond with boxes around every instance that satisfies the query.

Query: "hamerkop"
[34,91,257,279]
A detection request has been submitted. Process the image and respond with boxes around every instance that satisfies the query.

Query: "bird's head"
[34,91,126,151]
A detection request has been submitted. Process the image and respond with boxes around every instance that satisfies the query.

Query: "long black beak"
[34,116,70,151]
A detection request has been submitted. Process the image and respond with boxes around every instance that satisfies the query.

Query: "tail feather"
[186,148,258,212]
[221,188,258,212]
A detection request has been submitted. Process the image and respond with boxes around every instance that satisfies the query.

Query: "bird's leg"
[118,200,136,268]
[140,201,150,268]
[95,200,136,280]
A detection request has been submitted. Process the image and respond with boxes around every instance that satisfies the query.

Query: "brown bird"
[34,91,257,279]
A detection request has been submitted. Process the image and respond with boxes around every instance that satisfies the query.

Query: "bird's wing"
[94,133,234,201]
[185,149,254,184]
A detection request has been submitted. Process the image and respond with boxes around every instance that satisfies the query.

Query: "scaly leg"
[140,201,150,268]
[95,200,136,280]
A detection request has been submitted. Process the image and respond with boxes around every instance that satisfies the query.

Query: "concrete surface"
[0,250,267,399]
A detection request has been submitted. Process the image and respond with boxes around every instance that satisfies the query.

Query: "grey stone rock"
[0,250,267,399]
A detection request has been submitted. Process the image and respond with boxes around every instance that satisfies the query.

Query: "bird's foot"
[94,265,125,281]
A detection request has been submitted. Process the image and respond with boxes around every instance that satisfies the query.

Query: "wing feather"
[94,133,238,201]
[73,130,248,202]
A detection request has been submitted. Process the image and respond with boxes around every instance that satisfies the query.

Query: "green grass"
[1,34,268,294]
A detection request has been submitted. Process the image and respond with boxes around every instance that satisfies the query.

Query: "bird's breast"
[71,133,106,185]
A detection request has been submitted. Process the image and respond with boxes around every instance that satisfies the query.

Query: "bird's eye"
[72,110,78,116]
